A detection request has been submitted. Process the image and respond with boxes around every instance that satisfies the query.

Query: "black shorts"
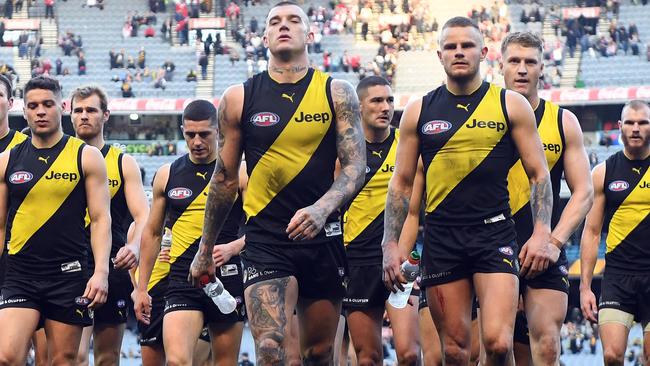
[138,281,167,347]
[519,248,570,295]
[0,252,6,287]
[419,289,478,320]
[599,272,650,323]
[164,270,245,325]
[0,275,92,327]
[513,310,530,345]
[241,239,348,300]
[420,219,518,288]
[94,271,133,325]
[343,264,389,310]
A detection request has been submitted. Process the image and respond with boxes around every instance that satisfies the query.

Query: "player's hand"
[286,204,328,241]
[158,247,171,263]
[83,271,109,309]
[213,242,236,267]
[383,241,406,292]
[519,237,559,279]
[114,243,139,270]
[188,250,216,288]
[134,289,152,325]
[580,288,598,323]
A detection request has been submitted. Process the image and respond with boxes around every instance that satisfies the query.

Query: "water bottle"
[203,277,237,314]
[387,251,421,309]
[161,228,172,249]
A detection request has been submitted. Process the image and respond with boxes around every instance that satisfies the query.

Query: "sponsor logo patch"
[61,261,82,273]
[9,171,33,184]
[608,180,629,192]
[559,265,568,275]
[251,112,280,127]
[220,264,239,277]
[324,222,342,237]
[421,120,452,135]
[499,246,514,256]
[168,187,193,199]
[117,299,126,308]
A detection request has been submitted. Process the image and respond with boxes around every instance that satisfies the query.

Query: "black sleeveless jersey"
[5,135,88,278]
[343,129,398,264]
[603,151,650,274]
[417,82,515,225]
[241,68,340,244]
[0,130,28,152]
[508,100,565,243]
[165,154,244,281]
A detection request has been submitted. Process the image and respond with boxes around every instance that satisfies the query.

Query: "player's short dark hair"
[501,31,544,57]
[441,16,480,32]
[183,99,217,127]
[267,0,309,27]
[21,126,31,137]
[0,74,13,98]
[23,75,62,100]
[272,0,299,7]
[70,85,109,112]
[356,76,391,100]
[621,100,650,119]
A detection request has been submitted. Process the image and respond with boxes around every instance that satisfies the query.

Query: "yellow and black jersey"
[145,247,171,296]
[5,135,88,279]
[343,129,398,264]
[0,130,28,152]
[165,154,244,281]
[85,145,129,268]
[242,68,339,244]
[508,99,565,243]
[603,151,650,274]
[417,82,515,225]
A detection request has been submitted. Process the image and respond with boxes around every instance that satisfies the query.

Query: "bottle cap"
[408,250,420,264]
[199,275,211,287]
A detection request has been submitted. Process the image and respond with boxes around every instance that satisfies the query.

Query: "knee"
[531,333,560,363]
[356,350,382,366]
[165,354,192,366]
[94,351,121,366]
[482,334,512,360]
[442,343,469,365]
[0,353,20,366]
[256,337,285,365]
[396,347,419,366]
[50,351,79,366]
[302,344,334,366]
[603,347,625,365]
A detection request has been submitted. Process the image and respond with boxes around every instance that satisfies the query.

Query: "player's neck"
[268,56,309,84]
[31,129,63,149]
[623,146,650,161]
[0,121,9,140]
[80,134,105,150]
[364,125,390,143]
[527,93,541,111]
[446,75,483,96]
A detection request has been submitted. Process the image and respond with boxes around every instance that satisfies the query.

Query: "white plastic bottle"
[387,251,421,309]
[160,228,172,249]
[203,278,237,314]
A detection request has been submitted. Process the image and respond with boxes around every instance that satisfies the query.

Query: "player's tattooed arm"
[383,188,410,247]
[287,80,365,241]
[530,177,553,227]
[248,278,290,365]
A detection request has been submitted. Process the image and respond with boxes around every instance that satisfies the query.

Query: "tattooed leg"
[245,277,299,366]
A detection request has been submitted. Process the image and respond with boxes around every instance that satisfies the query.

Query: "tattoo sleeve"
[382,186,410,248]
[315,80,365,215]
[530,177,553,228]
[198,97,239,258]
[248,278,290,365]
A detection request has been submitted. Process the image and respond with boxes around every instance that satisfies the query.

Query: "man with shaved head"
[382,17,552,366]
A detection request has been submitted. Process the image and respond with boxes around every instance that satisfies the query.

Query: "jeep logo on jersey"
[543,142,562,153]
[608,180,629,192]
[9,171,33,184]
[45,171,78,182]
[466,119,506,132]
[294,111,330,123]
[168,187,193,199]
[422,120,452,135]
[251,112,280,127]
[108,179,119,187]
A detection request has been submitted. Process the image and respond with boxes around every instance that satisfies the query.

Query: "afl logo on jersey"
[608,180,629,192]
[251,112,280,127]
[422,120,452,135]
[9,171,33,184]
[168,187,193,199]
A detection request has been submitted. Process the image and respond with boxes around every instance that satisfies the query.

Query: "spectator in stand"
[144,24,155,37]
[225,1,240,25]
[198,50,208,80]
[42,58,52,75]
[162,60,175,81]
[4,0,13,19]
[121,79,134,97]
[44,0,54,19]
[175,0,188,19]
[161,17,172,41]
[122,21,132,39]
[630,34,641,56]
[78,52,86,75]
[322,51,331,72]
[137,47,146,69]
[153,67,166,89]
[55,58,62,75]
[229,47,240,65]
[249,16,258,34]
[341,50,350,72]
[0,21,5,47]
[126,56,136,69]
[176,17,188,45]
[186,68,197,82]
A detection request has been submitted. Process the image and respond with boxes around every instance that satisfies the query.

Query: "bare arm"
[212,162,248,267]
[507,91,554,278]
[191,85,244,285]
[287,79,366,240]
[83,145,112,308]
[134,164,169,324]
[0,152,10,257]
[113,154,150,270]
[396,158,425,257]
[579,163,605,322]
[551,109,594,246]
[382,98,422,291]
